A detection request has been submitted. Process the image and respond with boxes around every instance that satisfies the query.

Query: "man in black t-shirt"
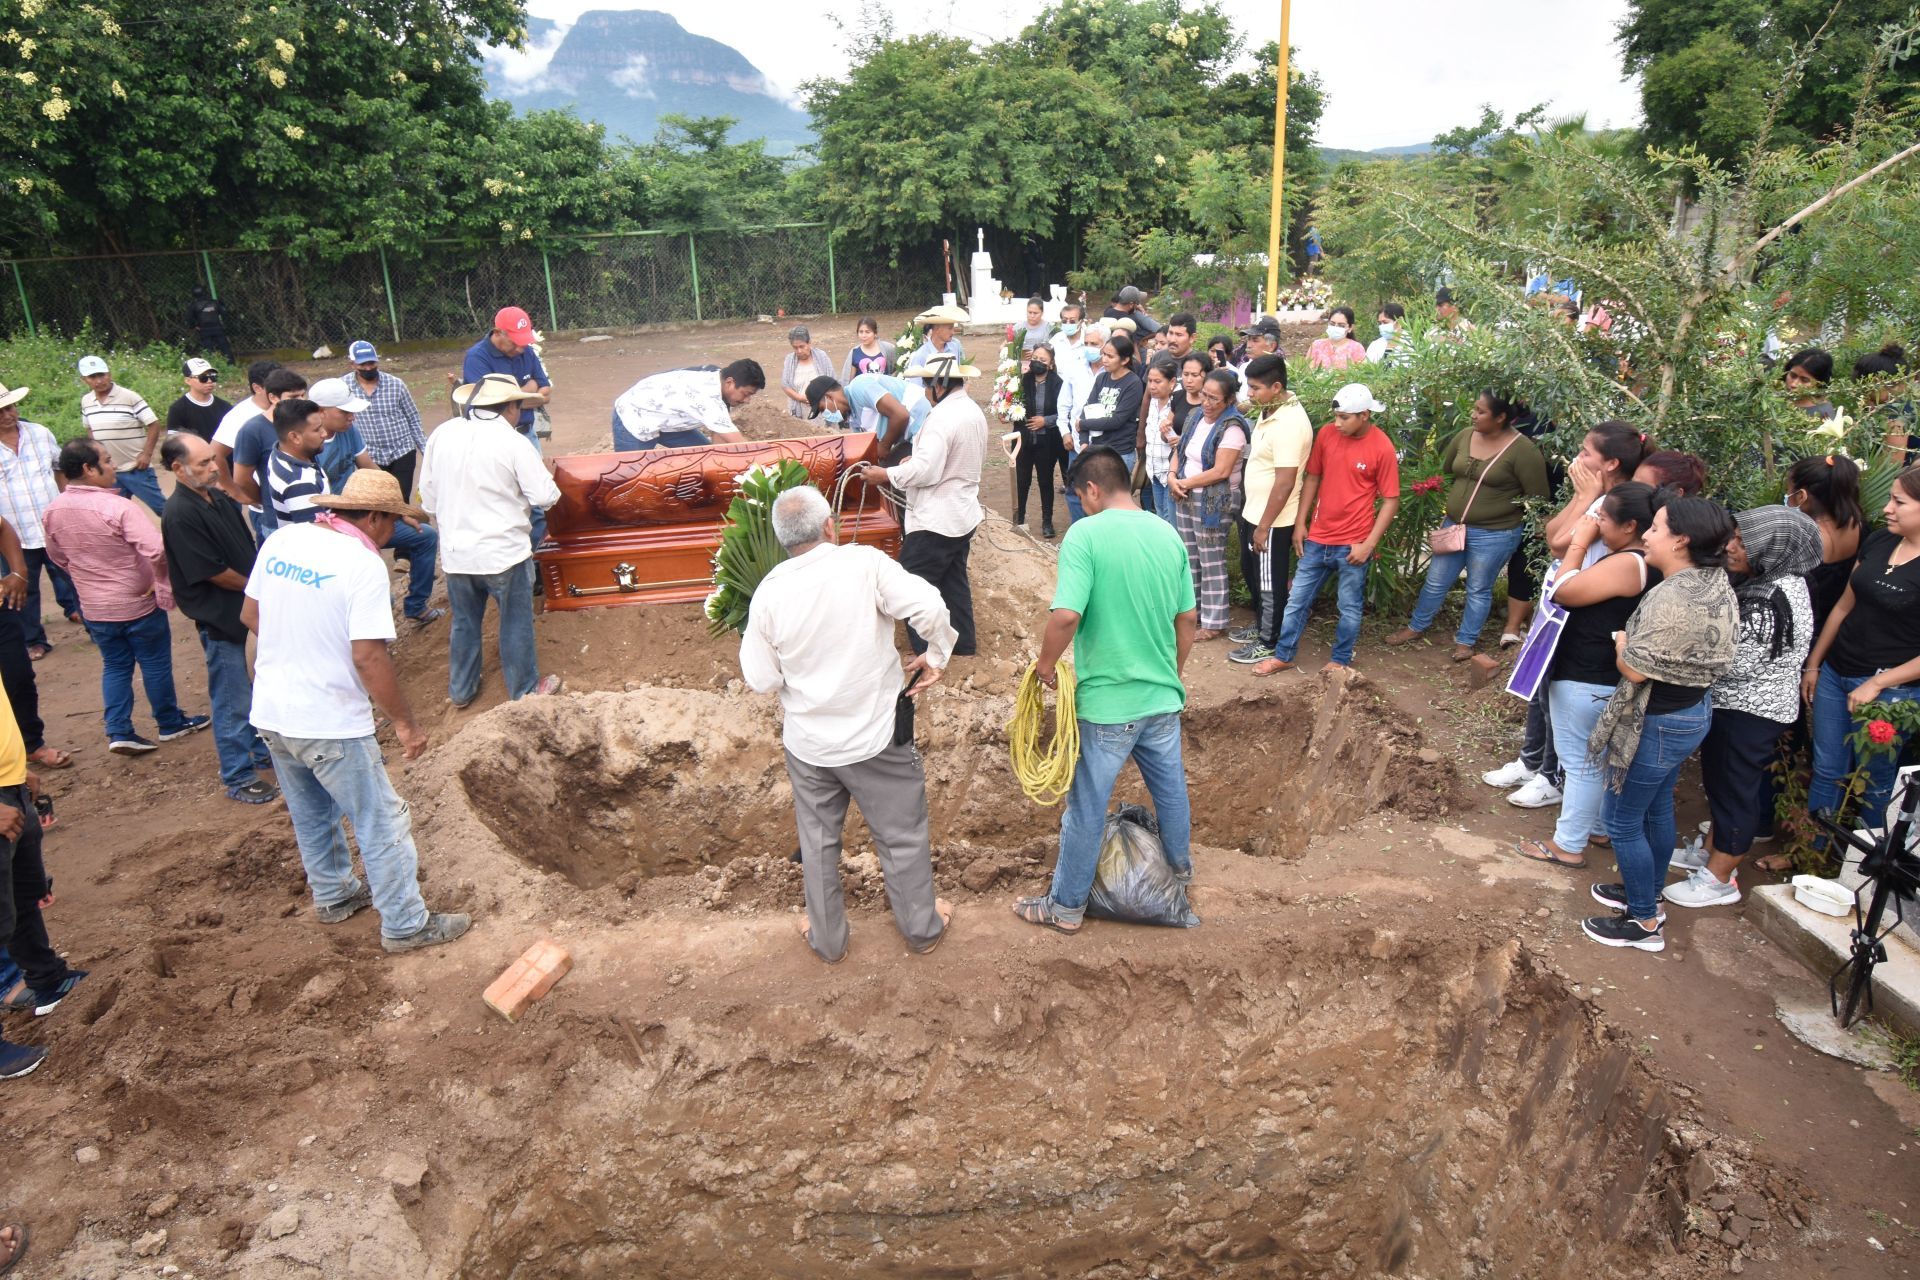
[158,434,277,805]
[165,359,231,442]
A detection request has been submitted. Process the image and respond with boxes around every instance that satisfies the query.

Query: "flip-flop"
[27,746,72,769]
[911,899,955,955]
[25,644,50,662]
[796,915,846,964]
[1752,853,1793,874]
[1516,837,1588,870]
[0,1222,26,1275]
[1012,895,1081,934]
[0,980,31,1012]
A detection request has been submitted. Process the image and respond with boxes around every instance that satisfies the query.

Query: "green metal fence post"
[200,250,219,299]
[826,233,838,314]
[688,231,702,322]
[10,262,34,339]
[541,246,561,333]
[377,246,401,343]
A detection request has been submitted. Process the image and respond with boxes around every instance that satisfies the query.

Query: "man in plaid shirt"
[345,341,426,499]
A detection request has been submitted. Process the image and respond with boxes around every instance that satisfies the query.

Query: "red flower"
[1867,719,1897,745]
[1005,324,1017,340]
[1410,476,1445,495]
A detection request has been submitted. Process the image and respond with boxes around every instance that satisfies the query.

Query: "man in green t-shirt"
[1014,447,1197,934]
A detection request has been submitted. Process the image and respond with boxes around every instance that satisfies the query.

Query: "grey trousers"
[785,742,946,961]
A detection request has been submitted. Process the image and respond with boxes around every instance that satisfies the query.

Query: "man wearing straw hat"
[421,374,563,707]
[242,468,471,953]
[881,352,986,658]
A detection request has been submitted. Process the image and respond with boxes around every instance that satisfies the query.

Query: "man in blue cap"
[346,341,427,502]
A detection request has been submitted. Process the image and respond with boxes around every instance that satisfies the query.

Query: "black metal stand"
[1812,774,1920,1028]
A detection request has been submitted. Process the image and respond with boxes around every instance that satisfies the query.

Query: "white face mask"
[1377,322,1395,336]
[1326,325,1349,341]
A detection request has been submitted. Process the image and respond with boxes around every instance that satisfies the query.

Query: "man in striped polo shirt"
[262,399,330,526]
[76,356,165,515]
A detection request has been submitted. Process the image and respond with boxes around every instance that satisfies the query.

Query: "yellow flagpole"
[1265,0,1291,309]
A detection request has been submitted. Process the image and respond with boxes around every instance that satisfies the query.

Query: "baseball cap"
[307,376,370,413]
[348,340,380,363]
[77,355,109,377]
[1116,285,1146,305]
[493,306,536,343]
[1332,383,1385,414]
[804,374,839,417]
[182,357,216,378]
[1238,317,1281,337]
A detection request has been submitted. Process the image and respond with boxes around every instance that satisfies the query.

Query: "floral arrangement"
[895,323,923,356]
[1271,278,1333,312]
[704,459,815,637]
[990,325,1025,424]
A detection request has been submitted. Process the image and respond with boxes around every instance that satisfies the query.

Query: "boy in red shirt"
[1258,384,1401,674]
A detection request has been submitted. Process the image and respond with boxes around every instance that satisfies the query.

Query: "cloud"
[610,54,656,99]
[483,21,571,96]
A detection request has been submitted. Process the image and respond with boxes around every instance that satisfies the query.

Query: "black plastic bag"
[1085,804,1200,928]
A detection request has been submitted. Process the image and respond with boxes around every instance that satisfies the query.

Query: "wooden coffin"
[535,433,901,610]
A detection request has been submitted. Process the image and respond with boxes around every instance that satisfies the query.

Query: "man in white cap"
[345,341,426,501]
[308,377,442,625]
[881,353,986,658]
[420,374,562,707]
[165,358,231,443]
[0,382,83,654]
[242,469,471,953]
[1261,383,1401,675]
[76,355,165,514]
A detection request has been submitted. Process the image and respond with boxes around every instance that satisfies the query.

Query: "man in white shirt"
[76,355,165,514]
[882,353,986,657]
[740,485,955,964]
[0,383,82,650]
[242,468,470,953]
[420,374,563,707]
[610,360,764,451]
[1055,320,1105,523]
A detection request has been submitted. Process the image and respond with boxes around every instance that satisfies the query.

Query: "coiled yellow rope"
[1008,661,1078,806]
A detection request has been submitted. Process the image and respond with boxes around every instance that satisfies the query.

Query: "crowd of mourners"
[0,282,1914,1098]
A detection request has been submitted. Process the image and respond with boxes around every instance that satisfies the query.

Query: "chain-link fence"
[1,225,941,352]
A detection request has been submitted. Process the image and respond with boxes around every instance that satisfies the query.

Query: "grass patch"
[1,325,245,442]
[1861,1020,1920,1090]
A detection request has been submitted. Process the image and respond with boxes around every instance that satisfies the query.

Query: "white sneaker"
[1664,867,1741,909]
[1482,758,1537,789]
[1669,839,1709,873]
[1506,775,1563,809]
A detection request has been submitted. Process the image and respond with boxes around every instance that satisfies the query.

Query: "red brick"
[1468,653,1503,690]
[483,940,573,1022]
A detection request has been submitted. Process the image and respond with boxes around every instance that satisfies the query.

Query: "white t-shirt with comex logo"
[245,522,397,740]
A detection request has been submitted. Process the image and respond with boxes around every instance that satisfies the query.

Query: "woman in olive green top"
[1387,391,1551,659]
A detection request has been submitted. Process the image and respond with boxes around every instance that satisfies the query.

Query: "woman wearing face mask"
[1074,333,1144,469]
[1665,505,1822,908]
[1307,306,1368,371]
[781,325,834,420]
[1139,358,1180,523]
[1014,345,1065,537]
[1365,303,1409,366]
[1800,465,1920,833]
[1515,482,1660,870]
[1581,496,1739,953]
[1783,348,1836,419]
[1171,369,1250,640]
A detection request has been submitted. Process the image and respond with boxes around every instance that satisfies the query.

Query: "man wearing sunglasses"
[165,358,231,444]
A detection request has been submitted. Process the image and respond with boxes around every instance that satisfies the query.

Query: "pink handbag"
[1429,433,1520,554]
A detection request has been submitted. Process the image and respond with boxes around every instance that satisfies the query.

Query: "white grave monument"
[964,229,1065,327]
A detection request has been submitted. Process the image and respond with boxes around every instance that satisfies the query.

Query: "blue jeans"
[22,547,80,646]
[1063,449,1135,522]
[114,466,166,515]
[387,520,439,618]
[1548,679,1615,851]
[1602,698,1713,922]
[447,559,539,705]
[200,627,269,788]
[1274,539,1370,667]
[1809,663,1920,822]
[1407,523,1527,646]
[83,608,188,741]
[610,411,711,453]
[1050,712,1192,925]
[516,427,549,549]
[1147,478,1176,522]
[258,729,428,939]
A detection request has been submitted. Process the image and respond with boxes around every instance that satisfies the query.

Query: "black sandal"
[1012,895,1081,933]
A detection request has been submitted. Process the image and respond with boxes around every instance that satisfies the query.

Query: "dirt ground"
[5,316,1918,1278]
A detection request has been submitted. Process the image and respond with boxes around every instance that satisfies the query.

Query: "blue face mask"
[1085,346,1102,365]
[822,408,844,425]
[1059,323,1080,337]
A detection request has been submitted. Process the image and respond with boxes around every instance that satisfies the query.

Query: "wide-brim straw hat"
[310,468,428,520]
[0,384,28,410]
[900,353,981,380]
[913,304,970,328]
[452,371,548,411]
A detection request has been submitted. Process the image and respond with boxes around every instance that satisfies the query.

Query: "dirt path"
[5,320,1917,1277]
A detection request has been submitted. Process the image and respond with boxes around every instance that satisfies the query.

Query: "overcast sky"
[520,0,1644,151]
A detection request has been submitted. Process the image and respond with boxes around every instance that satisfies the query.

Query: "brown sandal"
[1012,895,1081,933]
[1515,837,1588,870]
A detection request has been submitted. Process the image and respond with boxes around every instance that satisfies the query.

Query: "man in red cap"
[461,306,555,544]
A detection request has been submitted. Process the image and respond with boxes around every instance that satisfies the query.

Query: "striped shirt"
[0,420,64,548]
[80,383,159,468]
[265,447,329,526]
[348,371,425,465]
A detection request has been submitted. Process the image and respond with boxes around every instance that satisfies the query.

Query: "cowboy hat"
[1107,316,1138,334]
[452,372,548,411]
[309,468,428,520]
[912,304,970,328]
[900,353,981,380]
[0,384,28,411]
